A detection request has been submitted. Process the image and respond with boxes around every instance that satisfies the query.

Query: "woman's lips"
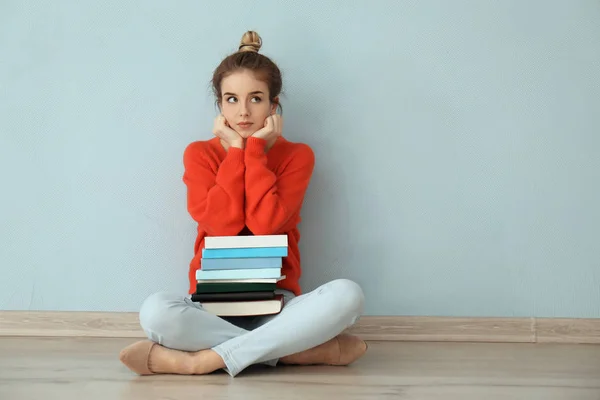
[237,122,253,129]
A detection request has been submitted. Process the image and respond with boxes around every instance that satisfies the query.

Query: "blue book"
[202,246,288,259]
[196,267,282,280]
[201,257,282,271]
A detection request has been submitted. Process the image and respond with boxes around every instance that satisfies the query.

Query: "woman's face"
[220,69,277,139]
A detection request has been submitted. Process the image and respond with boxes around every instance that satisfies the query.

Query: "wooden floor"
[1,337,599,399]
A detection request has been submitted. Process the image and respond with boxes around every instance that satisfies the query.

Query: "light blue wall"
[1,1,599,317]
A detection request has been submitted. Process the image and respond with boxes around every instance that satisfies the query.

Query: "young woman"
[119,31,367,378]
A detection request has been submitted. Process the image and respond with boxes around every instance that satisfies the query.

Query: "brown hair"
[211,31,283,112]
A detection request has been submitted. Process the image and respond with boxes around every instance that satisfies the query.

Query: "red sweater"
[182,136,315,296]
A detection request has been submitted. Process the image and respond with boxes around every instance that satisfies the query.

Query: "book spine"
[195,282,277,294]
[200,257,282,271]
[202,247,288,259]
[195,267,282,280]
[191,291,275,302]
[205,234,288,249]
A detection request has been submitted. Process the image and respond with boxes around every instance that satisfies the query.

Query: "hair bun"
[238,31,262,53]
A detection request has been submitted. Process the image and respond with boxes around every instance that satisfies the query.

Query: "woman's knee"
[325,278,365,319]
[139,291,187,338]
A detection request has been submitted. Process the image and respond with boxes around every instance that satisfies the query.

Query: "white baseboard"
[1,311,599,344]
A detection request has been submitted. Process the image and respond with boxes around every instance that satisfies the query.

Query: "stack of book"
[191,234,288,317]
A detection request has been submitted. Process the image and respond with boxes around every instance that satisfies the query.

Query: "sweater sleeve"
[244,137,315,235]
[182,142,246,236]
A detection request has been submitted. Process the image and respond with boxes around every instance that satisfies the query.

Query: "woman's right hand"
[213,115,243,149]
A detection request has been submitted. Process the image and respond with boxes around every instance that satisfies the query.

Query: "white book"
[205,234,288,249]
[196,276,286,284]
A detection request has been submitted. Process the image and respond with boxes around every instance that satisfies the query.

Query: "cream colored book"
[201,294,284,317]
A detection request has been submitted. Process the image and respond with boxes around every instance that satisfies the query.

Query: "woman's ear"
[271,97,279,115]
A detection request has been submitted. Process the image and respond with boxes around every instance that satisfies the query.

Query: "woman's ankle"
[280,334,367,366]
[150,347,226,375]
[190,349,226,374]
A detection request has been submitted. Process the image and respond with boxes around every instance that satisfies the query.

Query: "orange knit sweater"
[182,136,315,296]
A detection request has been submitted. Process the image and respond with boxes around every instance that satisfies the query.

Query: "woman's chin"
[238,132,256,139]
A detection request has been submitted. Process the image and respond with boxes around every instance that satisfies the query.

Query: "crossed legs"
[119,279,367,377]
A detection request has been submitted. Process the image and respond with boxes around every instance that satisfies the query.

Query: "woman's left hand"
[252,115,283,142]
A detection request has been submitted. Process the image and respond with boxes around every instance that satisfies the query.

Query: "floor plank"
[1,337,599,399]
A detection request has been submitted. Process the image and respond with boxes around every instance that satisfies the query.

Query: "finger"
[273,115,281,135]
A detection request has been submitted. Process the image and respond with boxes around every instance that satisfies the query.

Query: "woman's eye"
[251,97,261,103]
[227,97,237,103]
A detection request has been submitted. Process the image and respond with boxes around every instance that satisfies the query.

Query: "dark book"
[191,291,275,302]
[195,282,277,294]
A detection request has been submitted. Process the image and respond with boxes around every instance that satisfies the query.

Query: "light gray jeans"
[138,278,365,377]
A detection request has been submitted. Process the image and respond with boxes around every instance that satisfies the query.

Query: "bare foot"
[280,334,368,366]
[119,340,226,375]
